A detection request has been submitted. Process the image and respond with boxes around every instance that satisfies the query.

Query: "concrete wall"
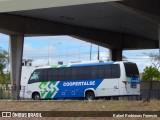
[120,81,160,101]
[140,81,160,100]
[141,81,160,90]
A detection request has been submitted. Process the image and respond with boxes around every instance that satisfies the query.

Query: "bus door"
[124,63,140,95]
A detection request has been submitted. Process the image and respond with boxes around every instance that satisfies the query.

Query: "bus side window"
[59,68,66,81]
[71,67,77,80]
[28,69,42,84]
[48,68,59,81]
[43,69,48,82]
[65,68,71,80]
[111,64,120,78]
[91,66,98,79]
[97,65,105,79]
[84,66,91,80]
[77,67,85,80]
[104,65,112,79]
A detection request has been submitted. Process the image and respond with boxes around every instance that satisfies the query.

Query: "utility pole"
[90,43,92,60]
[47,40,50,65]
[97,45,100,60]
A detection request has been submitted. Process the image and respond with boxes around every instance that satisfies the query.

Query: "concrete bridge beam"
[109,49,122,61]
[10,35,24,100]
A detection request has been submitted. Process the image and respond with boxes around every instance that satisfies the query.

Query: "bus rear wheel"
[85,91,95,100]
[32,93,41,100]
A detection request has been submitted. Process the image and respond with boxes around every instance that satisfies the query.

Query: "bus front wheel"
[85,91,95,100]
[32,92,41,100]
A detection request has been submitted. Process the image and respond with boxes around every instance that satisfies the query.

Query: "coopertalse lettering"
[63,81,95,86]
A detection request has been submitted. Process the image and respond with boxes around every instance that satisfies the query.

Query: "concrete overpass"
[0,0,159,99]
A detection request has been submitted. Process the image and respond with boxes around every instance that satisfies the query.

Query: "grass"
[0,100,159,111]
[0,100,160,120]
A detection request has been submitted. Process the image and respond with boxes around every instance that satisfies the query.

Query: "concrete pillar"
[109,49,122,61]
[10,35,24,100]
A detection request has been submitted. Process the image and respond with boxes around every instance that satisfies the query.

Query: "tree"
[122,55,128,61]
[0,48,8,84]
[143,53,160,69]
[142,66,160,81]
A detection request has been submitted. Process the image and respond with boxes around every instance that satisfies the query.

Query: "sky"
[0,33,159,73]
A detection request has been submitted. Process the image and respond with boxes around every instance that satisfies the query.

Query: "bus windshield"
[124,62,139,77]
[28,69,42,83]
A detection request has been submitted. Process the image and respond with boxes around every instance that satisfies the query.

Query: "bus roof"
[70,61,114,67]
[35,61,121,69]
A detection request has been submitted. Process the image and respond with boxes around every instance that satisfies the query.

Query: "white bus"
[26,61,140,100]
